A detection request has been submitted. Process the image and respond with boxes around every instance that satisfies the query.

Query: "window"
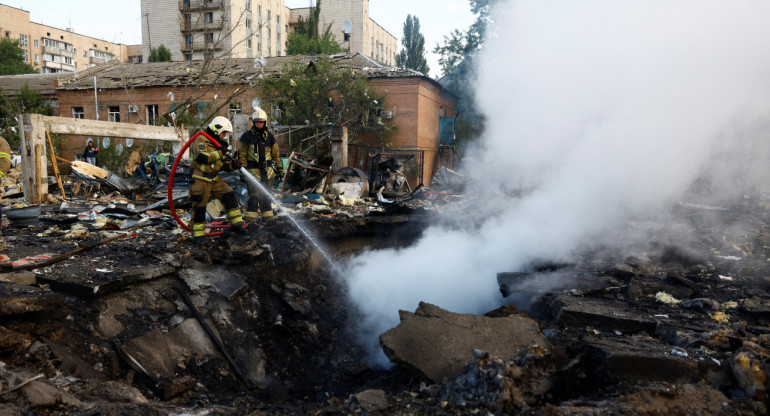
[146,105,158,125]
[21,50,28,62]
[184,34,192,47]
[204,12,213,24]
[184,14,191,27]
[83,50,87,57]
[276,39,280,55]
[276,15,280,32]
[19,34,28,47]
[185,53,192,61]
[205,32,214,44]
[228,102,242,117]
[108,106,120,122]
[72,107,84,119]
[247,38,252,49]
[34,39,39,47]
[35,54,39,64]
[246,0,251,10]
[246,18,251,29]
[257,33,262,53]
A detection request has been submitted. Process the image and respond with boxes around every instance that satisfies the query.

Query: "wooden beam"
[42,115,182,142]
[46,130,66,199]
[19,114,49,204]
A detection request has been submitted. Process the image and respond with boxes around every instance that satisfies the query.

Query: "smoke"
[342,0,770,364]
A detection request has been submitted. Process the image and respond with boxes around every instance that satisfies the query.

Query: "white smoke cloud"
[343,0,770,364]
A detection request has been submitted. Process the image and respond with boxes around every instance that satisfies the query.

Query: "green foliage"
[286,1,343,55]
[148,45,172,62]
[395,15,429,75]
[256,57,394,151]
[0,84,53,148]
[0,38,36,75]
[286,30,343,55]
[432,0,499,154]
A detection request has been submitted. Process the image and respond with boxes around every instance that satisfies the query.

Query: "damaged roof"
[56,53,439,91]
[0,73,72,96]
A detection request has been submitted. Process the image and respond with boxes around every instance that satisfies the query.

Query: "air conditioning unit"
[381,110,393,119]
[128,105,138,113]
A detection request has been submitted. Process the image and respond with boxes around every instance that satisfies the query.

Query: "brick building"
[52,53,454,186]
[0,3,138,73]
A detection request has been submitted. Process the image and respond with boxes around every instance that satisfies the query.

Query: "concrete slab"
[548,294,658,335]
[37,264,176,298]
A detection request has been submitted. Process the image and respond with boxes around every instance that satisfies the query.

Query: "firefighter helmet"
[251,108,268,123]
[208,116,233,134]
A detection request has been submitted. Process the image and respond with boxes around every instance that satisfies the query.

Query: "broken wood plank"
[45,130,67,199]
[0,234,126,272]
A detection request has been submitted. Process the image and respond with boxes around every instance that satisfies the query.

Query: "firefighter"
[0,133,10,236]
[238,108,283,222]
[190,116,246,240]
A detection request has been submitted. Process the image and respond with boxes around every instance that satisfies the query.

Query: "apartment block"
[142,0,395,64]
[290,0,397,65]
[0,3,133,73]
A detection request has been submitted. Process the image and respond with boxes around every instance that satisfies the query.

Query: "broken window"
[108,106,120,122]
[205,32,214,44]
[229,102,242,117]
[147,105,159,125]
[72,107,84,119]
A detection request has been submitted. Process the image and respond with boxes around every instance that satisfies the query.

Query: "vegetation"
[395,15,429,75]
[256,56,394,152]
[286,0,343,55]
[432,0,498,153]
[148,45,172,62]
[0,38,37,75]
[0,84,53,148]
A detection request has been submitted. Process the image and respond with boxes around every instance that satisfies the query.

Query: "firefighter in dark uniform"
[190,116,245,239]
[238,108,282,222]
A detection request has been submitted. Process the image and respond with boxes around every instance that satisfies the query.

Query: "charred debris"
[1,145,770,415]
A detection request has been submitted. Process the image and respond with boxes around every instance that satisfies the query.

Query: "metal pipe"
[93,76,99,120]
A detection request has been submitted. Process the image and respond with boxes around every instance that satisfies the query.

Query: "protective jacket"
[238,127,280,180]
[188,129,242,238]
[0,136,11,179]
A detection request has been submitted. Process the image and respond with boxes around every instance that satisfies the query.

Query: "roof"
[55,53,447,91]
[0,73,72,96]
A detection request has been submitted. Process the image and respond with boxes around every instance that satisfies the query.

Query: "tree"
[395,15,429,75]
[0,83,52,147]
[431,0,499,153]
[0,38,36,75]
[286,0,343,55]
[148,45,172,62]
[256,57,394,151]
[433,0,495,75]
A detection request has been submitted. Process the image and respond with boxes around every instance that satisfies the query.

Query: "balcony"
[42,59,75,72]
[180,41,224,53]
[42,45,75,59]
[179,0,224,11]
[181,20,225,32]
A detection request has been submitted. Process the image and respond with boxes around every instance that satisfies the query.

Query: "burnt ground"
[0,198,769,415]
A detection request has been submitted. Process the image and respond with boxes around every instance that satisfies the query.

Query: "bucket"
[5,205,41,226]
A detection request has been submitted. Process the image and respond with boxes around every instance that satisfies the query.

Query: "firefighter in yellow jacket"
[190,116,245,239]
[0,135,10,184]
[0,134,10,236]
[238,108,282,221]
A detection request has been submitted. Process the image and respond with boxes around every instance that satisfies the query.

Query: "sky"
[5,0,475,78]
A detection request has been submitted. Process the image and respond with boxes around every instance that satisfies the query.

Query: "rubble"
[2,141,770,415]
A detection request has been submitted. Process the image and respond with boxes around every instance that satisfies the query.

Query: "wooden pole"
[34,144,42,201]
[45,130,66,199]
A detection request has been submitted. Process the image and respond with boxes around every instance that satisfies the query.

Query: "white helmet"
[251,108,268,122]
[208,116,233,134]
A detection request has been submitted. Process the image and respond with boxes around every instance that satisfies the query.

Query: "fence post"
[18,113,49,204]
